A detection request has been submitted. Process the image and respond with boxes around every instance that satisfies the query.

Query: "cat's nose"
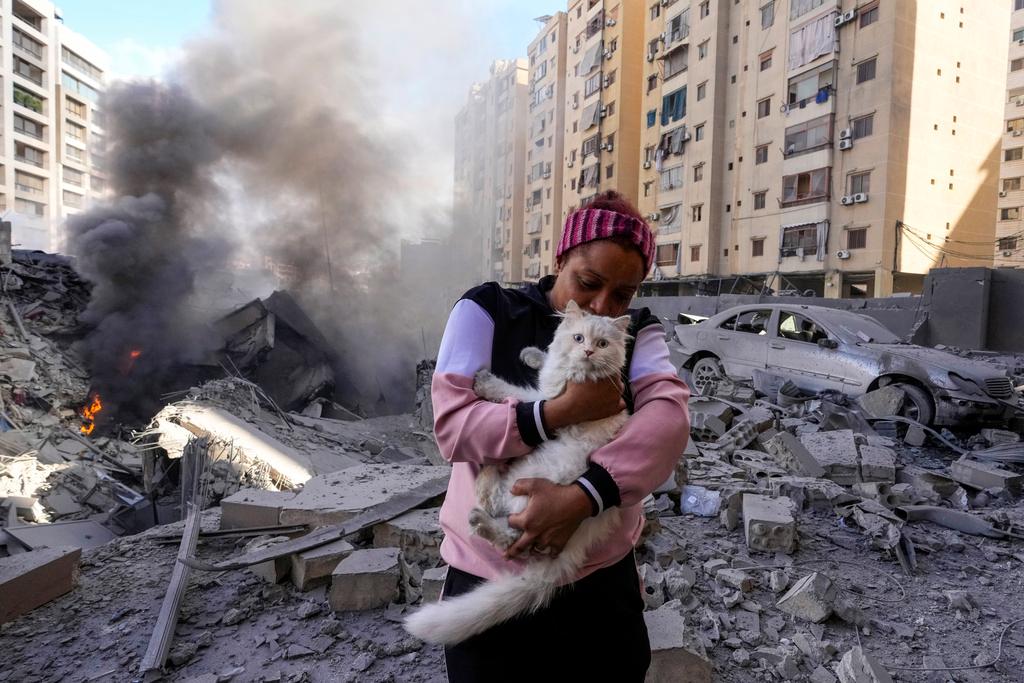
[584,349,594,357]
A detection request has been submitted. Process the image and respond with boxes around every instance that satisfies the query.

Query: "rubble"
[0,546,80,623]
[644,601,713,683]
[329,547,401,612]
[776,573,837,623]
[949,457,1023,493]
[835,647,893,683]
[743,493,797,553]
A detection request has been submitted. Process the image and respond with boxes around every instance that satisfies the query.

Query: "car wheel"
[691,356,725,396]
[896,383,935,426]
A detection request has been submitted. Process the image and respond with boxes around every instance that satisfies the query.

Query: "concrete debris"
[0,546,80,624]
[800,430,861,485]
[949,457,1023,493]
[903,422,927,446]
[743,494,797,554]
[420,565,447,603]
[763,431,827,478]
[857,444,896,483]
[856,386,906,419]
[980,427,1019,446]
[776,573,836,623]
[290,539,355,591]
[644,600,713,683]
[372,508,442,566]
[835,646,894,683]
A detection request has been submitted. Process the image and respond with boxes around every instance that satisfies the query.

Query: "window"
[690,245,701,262]
[788,12,836,69]
[1007,147,1023,162]
[1008,118,1024,133]
[66,120,86,142]
[856,58,877,84]
[664,45,689,78]
[584,73,602,97]
[15,170,45,195]
[1004,177,1021,192]
[999,236,1019,251]
[848,228,867,249]
[699,1,709,19]
[606,101,615,117]
[647,109,657,128]
[757,98,771,118]
[859,2,879,28]
[779,312,831,344]
[721,309,771,334]
[1016,29,1024,43]
[13,114,43,140]
[780,223,821,255]
[606,164,614,179]
[694,164,704,182]
[698,40,709,59]
[12,1,43,31]
[12,28,43,59]
[666,9,691,44]
[752,239,765,256]
[660,165,683,190]
[761,2,775,29]
[14,141,44,168]
[13,85,43,114]
[784,114,832,155]
[849,171,870,195]
[585,10,605,39]
[1017,0,1024,11]
[696,82,706,101]
[91,175,105,192]
[647,74,659,93]
[755,145,768,165]
[782,168,830,205]
[760,51,773,71]
[790,0,825,20]
[650,3,661,20]
[852,114,874,140]
[1000,207,1020,220]
[1013,58,1024,73]
[63,190,83,208]
[66,97,86,119]
[15,198,45,217]
[692,204,703,221]
[661,87,687,125]
[695,124,705,141]
[787,63,834,105]
[62,72,100,103]
[656,243,680,266]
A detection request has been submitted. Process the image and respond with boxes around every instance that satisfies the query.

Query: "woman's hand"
[542,377,625,431]
[504,478,592,559]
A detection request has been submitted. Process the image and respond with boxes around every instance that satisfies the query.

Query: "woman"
[430,191,690,681]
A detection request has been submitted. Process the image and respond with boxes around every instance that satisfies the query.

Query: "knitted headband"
[556,207,656,275]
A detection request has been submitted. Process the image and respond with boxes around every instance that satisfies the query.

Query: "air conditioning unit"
[780,103,790,114]
[1016,98,1024,106]
[999,190,1008,197]
[840,195,855,206]
[836,249,851,259]
[606,142,614,152]
[603,76,611,87]
[1014,130,1024,137]
[599,104,607,117]
[839,138,853,150]
[1019,39,1024,46]
[643,161,652,169]
[843,10,857,23]
[543,171,551,179]
[661,32,669,44]
[853,192,869,203]
[567,160,574,168]
[839,128,852,140]
[681,132,692,142]
[647,212,660,221]
[646,53,656,62]
[603,49,613,60]
[833,14,845,28]
[573,45,580,54]
[606,18,616,27]
[572,101,579,109]
[660,0,670,7]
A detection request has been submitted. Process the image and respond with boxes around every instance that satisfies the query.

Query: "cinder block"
[421,565,447,603]
[857,445,896,483]
[219,488,285,530]
[799,430,859,485]
[764,432,826,478]
[856,386,905,419]
[732,450,788,481]
[329,548,401,612]
[372,508,442,566]
[290,539,355,591]
[743,494,796,554]
[949,459,1023,493]
[835,646,894,683]
[776,572,835,623]
[768,476,851,511]
[690,412,728,442]
[903,423,926,447]
[644,601,713,683]
[713,422,760,458]
[0,546,81,624]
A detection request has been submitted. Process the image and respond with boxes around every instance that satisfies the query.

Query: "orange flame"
[80,393,103,435]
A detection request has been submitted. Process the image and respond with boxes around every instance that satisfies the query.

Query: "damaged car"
[671,304,1019,426]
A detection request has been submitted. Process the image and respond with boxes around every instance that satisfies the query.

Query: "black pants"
[442,553,651,682]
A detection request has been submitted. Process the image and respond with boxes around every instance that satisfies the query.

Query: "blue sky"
[57,0,558,81]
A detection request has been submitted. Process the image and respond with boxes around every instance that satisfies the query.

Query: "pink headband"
[556,207,656,274]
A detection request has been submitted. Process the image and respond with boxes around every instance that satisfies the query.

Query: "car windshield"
[830,315,902,344]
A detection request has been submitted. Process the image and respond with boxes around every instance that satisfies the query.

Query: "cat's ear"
[564,300,583,317]
[612,315,632,332]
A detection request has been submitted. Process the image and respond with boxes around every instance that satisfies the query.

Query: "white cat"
[405,300,632,646]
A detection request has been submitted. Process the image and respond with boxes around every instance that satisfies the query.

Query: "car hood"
[859,343,1007,380]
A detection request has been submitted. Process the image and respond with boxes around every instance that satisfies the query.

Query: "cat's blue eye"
[573,334,584,343]
[596,339,608,348]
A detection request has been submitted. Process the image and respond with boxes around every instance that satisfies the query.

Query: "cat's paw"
[519,347,546,370]
[473,370,502,401]
[468,507,488,530]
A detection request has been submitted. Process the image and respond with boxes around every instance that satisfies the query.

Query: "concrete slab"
[949,459,1023,493]
[372,508,442,566]
[290,539,355,591]
[857,445,896,483]
[856,386,905,419]
[777,572,835,623]
[0,546,81,624]
[219,488,286,530]
[799,430,860,485]
[0,357,35,382]
[421,565,447,603]
[743,494,797,554]
[644,601,713,683]
[5,519,116,550]
[835,646,894,683]
[329,547,401,612]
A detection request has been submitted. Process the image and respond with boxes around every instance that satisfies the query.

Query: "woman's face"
[548,240,646,317]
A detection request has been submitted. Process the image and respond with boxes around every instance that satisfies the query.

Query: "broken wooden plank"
[181,476,447,571]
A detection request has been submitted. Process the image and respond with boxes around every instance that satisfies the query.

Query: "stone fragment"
[690,412,728,442]
[769,476,852,511]
[712,421,760,458]
[764,431,826,478]
[856,386,905,419]
[168,641,198,667]
[835,647,893,683]
[644,601,713,683]
[903,423,926,447]
[776,653,802,679]
[329,548,401,612]
[811,665,839,683]
[639,563,667,609]
[743,494,797,554]
[732,450,788,481]
[776,573,836,623]
[980,428,1020,446]
[221,607,247,626]
[857,445,896,483]
[243,536,292,584]
[949,458,1023,493]
[296,601,322,619]
[372,508,442,565]
[769,570,790,594]
[664,565,696,600]
[0,546,81,624]
[703,558,729,576]
[732,648,751,667]
[896,466,961,503]
[290,539,355,591]
[219,488,285,530]
[420,565,447,603]
[799,430,860,485]
[715,568,754,592]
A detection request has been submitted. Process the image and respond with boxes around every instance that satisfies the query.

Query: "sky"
[56,0,558,82]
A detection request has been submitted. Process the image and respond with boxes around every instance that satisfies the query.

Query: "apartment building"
[1,0,108,252]
[453,59,529,285]
[639,0,1006,297]
[522,13,567,282]
[998,0,1024,268]
[561,0,646,221]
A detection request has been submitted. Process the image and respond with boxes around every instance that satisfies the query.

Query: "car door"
[766,310,848,394]
[710,308,772,380]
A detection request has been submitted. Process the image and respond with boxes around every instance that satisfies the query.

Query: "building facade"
[998,0,1024,268]
[1,0,108,252]
[453,59,529,285]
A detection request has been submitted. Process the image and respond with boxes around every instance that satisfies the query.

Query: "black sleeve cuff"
[515,400,549,447]
[577,462,621,514]
[574,480,600,516]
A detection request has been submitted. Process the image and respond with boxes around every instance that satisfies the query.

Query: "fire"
[80,393,103,435]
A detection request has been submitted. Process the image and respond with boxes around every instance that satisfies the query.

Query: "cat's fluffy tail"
[404,559,567,646]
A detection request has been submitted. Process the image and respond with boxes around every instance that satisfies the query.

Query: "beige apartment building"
[561,0,646,222]
[522,13,567,282]
[0,0,108,252]
[998,0,1024,268]
[453,59,529,285]
[640,0,1006,297]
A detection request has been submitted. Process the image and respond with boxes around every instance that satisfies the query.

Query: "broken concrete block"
[980,428,1020,446]
[769,570,790,594]
[639,563,667,609]
[776,573,836,623]
[764,432,826,478]
[329,547,401,611]
[769,477,852,511]
[903,423,926,447]
[810,665,839,683]
[0,357,36,382]
[372,508,442,566]
[280,464,449,527]
[732,450,788,481]
[735,406,775,432]
[799,430,859,485]
[644,601,713,683]
[949,458,1023,493]
[835,646,893,683]
[0,546,81,624]
[690,412,728,442]
[703,558,729,576]
[290,539,355,591]
[896,466,961,503]
[421,565,447,603]
[716,567,754,592]
[219,488,285,530]
[712,421,760,458]
[856,386,905,419]
[743,494,796,554]
[857,445,896,483]
[244,535,292,584]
